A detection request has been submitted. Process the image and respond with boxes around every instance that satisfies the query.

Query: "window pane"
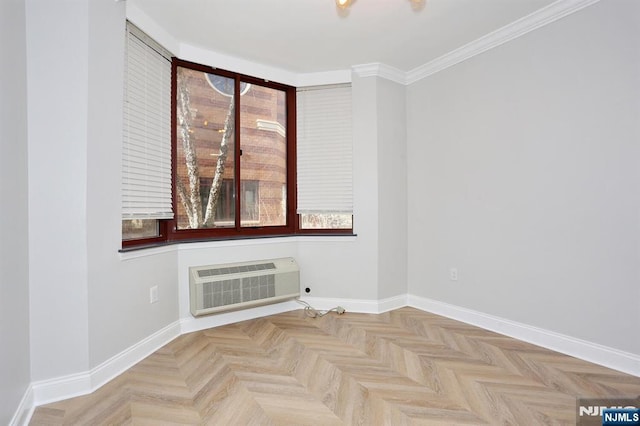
[300,213,353,230]
[122,219,159,240]
[241,180,259,223]
[240,84,287,227]
[175,67,236,229]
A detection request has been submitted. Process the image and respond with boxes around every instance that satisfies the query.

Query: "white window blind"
[296,85,353,214]
[122,23,173,220]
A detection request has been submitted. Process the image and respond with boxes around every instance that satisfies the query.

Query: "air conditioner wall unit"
[189,257,300,317]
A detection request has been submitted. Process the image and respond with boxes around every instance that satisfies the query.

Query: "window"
[168,59,296,241]
[296,85,354,230]
[122,36,353,248]
[122,23,172,245]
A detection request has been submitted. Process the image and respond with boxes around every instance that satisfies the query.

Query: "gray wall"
[26,0,91,380]
[0,0,31,423]
[377,78,408,299]
[407,0,640,355]
[25,0,180,381]
[85,0,180,370]
[348,73,409,301]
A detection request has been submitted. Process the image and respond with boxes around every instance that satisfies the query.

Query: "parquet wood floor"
[30,307,640,425]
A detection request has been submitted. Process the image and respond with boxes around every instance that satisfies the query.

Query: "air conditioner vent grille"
[202,275,276,309]
[189,257,299,316]
[197,262,276,278]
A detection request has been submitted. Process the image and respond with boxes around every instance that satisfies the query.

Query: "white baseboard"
[25,299,303,415]
[301,294,407,314]
[89,320,182,394]
[178,295,408,334]
[408,295,640,377]
[180,299,301,334]
[30,371,91,409]
[30,320,182,407]
[9,386,33,426]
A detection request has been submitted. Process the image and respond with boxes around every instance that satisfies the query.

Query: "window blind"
[296,85,353,214]
[122,23,173,220]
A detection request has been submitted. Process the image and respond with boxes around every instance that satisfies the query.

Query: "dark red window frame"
[166,58,297,242]
[122,58,353,249]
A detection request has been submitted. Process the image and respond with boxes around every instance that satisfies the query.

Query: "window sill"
[119,233,357,260]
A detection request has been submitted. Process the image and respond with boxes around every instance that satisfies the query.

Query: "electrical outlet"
[449,268,458,281]
[150,285,159,304]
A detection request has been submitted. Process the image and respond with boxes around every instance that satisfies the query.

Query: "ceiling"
[129,0,557,74]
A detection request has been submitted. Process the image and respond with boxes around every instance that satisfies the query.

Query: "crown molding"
[352,0,600,85]
[296,69,352,87]
[406,0,601,84]
[352,63,382,78]
[352,63,407,85]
